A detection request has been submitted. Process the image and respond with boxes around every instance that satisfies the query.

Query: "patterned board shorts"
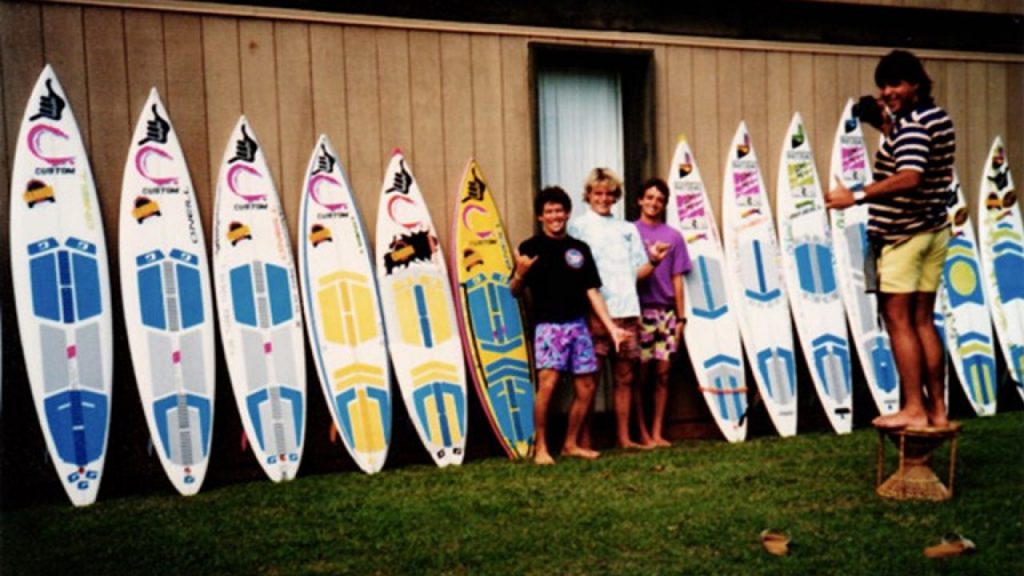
[534,318,599,375]
[589,316,642,360]
[639,308,679,362]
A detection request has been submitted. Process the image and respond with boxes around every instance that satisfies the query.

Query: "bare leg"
[650,359,673,447]
[578,356,603,450]
[563,373,600,459]
[914,291,948,427]
[874,293,929,429]
[634,361,655,446]
[614,356,643,449]
[533,369,560,465]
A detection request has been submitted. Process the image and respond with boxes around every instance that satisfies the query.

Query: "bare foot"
[652,437,672,448]
[929,411,950,429]
[562,446,600,460]
[619,440,648,450]
[872,410,929,430]
[534,451,555,465]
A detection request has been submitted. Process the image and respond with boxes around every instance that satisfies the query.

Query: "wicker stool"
[876,422,961,501]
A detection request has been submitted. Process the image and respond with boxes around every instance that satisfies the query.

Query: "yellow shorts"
[877,228,950,294]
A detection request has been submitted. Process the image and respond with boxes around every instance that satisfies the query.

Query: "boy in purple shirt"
[633,178,692,447]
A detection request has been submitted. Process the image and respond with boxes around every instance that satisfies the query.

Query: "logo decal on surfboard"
[29,78,65,122]
[28,124,74,167]
[135,145,178,187]
[384,230,436,273]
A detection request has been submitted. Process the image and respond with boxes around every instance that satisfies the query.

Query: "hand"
[513,248,538,279]
[646,241,670,265]
[674,317,685,344]
[610,325,627,353]
[825,176,856,210]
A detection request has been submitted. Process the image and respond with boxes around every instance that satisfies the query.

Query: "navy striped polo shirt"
[869,102,956,244]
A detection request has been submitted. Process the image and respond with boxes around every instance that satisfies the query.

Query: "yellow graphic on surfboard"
[451,160,535,459]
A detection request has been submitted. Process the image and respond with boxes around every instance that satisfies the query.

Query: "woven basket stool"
[876,422,961,501]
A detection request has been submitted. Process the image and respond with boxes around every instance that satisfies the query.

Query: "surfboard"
[937,172,998,416]
[10,65,112,506]
[776,113,853,434]
[665,136,747,442]
[451,159,534,459]
[213,117,305,482]
[298,135,391,474]
[828,99,900,416]
[120,88,215,494]
[376,150,467,466]
[977,136,1024,400]
[721,123,798,437]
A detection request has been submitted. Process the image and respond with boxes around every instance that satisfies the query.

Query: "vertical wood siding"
[0,1,1021,461]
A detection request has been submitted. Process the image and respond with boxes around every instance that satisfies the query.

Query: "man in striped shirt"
[826,50,955,430]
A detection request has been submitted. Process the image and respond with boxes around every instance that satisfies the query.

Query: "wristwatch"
[853,189,867,205]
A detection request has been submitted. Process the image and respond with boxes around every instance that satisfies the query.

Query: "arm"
[637,241,670,281]
[826,169,923,210]
[672,273,686,342]
[586,287,625,353]
[510,248,537,297]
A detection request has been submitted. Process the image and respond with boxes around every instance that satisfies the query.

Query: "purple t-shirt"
[634,220,692,309]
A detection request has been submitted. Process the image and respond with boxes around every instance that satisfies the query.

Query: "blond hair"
[584,167,623,202]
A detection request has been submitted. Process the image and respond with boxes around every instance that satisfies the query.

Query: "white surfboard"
[776,113,853,434]
[937,173,998,416]
[665,137,748,442]
[213,117,305,482]
[10,65,112,506]
[298,135,391,474]
[120,89,216,494]
[977,137,1024,400]
[721,123,798,437]
[828,99,900,416]
[375,150,467,466]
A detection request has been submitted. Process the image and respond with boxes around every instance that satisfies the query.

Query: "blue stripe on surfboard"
[466,274,525,354]
[755,346,796,400]
[690,255,728,320]
[29,238,102,324]
[137,249,206,331]
[413,381,465,447]
[153,393,213,460]
[266,264,294,326]
[483,356,533,447]
[171,250,205,329]
[953,331,996,406]
[44,389,108,466]
[414,284,434,348]
[744,239,781,302]
[230,265,258,327]
[794,241,837,296]
[812,333,852,397]
[867,336,898,394]
[335,386,392,450]
[703,354,744,423]
[245,386,304,453]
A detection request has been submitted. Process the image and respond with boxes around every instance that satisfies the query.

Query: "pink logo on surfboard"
[135,145,179,187]
[27,124,75,167]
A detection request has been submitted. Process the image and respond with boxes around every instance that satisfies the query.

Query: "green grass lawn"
[2,413,1022,575]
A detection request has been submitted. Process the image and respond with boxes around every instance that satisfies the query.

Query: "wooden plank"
[83,6,130,238]
[201,16,241,194]
[859,55,882,163]
[1008,63,1024,211]
[275,20,313,236]
[692,47,720,219]
[41,3,89,140]
[943,61,969,202]
[407,30,445,242]
[164,13,211,230]
[766,52,791,201]
[791,53,815,167]
[309,24,348,168]
[440,32,473,244]
[499,34,532,245]
[966,62,989,206]
[665,46,695,170]
[377,28,414,176]
[716,49,742,159]
[471,34,505,206]
[343,25,382,237]
[813,54,839,181]
[3,2,44,187]
[986,62,1008,143]
[123,9,166,117]
[741,51,769,197]
[238,19,280,188]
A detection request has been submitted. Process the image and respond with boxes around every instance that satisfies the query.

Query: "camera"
[853,95,885,130]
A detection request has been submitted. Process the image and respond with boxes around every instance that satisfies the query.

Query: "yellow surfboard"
[451,160,534,459]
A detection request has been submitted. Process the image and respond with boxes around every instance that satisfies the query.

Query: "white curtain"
[538,66,625,220]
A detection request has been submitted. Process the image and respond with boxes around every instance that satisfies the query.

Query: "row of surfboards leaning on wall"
[7,65,1023,506]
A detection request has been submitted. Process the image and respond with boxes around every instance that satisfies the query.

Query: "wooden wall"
[0,0,1022,496]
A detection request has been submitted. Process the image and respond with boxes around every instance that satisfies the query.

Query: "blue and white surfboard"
[937,173,998,416]
[777,113,852,434]
[666,137,748,441]
[10,65,112,506]
[977,137,1024,400]
[828,99,900,416]
[213,117,305,482]
[120,88,216,494]
[721,124,798,437]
